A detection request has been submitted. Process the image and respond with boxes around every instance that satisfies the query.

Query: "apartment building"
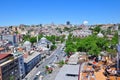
[0,53,20,80]
[13,52,25,79]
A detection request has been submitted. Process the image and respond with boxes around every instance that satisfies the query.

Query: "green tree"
[29,37,37,44]
[38,34,43,40]
[9,75,14,80]
[50,45,57,50]
[58,60,65,67]
[63,27,70,31]
[106,28,112,35]
[64,31,118,56]
[93,25,101,33]
[46,35,56,44]
[88,43,100,55]
[23,34,30,41]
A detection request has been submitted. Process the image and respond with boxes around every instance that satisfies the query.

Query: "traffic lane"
[32,45,63,80]
[36,46,62,68]
[32,51,62,79]
[32,56,56,80]
[25,52,57,80]
[32,57,56,80]
[38,48,62,68]
[24,45,63,80]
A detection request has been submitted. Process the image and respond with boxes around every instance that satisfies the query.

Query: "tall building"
[66,21,70,25]
[13,52,25,79]
[0,53,20,80]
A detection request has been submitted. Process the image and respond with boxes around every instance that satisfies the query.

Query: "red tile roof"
[0,54,12,60]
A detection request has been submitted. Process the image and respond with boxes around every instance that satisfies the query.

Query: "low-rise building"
[55,52,80,80]
[97,32,104,38]
[68,52,79,65]
[37,37,52,50]
[0,34,19,46]
[24,52,41,75]
[72,30,92,38]
[0,47,5,53]
[55,64,79,80]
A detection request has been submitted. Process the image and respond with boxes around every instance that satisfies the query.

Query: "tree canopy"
[65,33,118,56]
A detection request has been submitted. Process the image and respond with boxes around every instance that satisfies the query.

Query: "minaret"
[37,35,38,43]
[36,33,39,43]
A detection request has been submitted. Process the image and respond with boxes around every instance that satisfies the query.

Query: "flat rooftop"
[55,64,79,80]
[24,52,40,63]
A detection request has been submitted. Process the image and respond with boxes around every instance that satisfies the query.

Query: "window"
[21,69,23,71]
[20,62,23,64]
[20,58,23,61]
[66,74,78,77]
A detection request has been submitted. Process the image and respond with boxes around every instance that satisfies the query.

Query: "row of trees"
[65,32,118,56]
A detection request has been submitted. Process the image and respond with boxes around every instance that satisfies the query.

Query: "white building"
[72,30,92,37]
[97,32,104,38]
[55,64,79,80]
[23,41,31,51]
[37,37,52,50]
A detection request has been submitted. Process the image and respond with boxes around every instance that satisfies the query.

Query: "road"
[23,44,65,80]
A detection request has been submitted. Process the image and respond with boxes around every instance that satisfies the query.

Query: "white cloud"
[83,21,88,25]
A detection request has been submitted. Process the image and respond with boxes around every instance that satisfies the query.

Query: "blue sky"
[0,0,120,26]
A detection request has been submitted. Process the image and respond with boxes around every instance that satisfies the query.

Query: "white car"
[36,71,41,76]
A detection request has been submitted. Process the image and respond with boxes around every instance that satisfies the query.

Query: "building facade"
[0,54,20,80]
[24,52,41,75]
[13,52,25,79]
[0,34,19,46]
[37,37,53,50]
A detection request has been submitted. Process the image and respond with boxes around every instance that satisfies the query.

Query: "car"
[36,71,41,76]
[34,77,38,80]
[36,63,40,68]
[36,65,39,68]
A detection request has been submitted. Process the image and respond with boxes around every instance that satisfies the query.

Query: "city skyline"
[0,0,120,26]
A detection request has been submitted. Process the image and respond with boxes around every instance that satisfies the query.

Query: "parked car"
[36,71,41,76]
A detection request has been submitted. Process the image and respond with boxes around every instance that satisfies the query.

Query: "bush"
[50,45,57,50]
[58,60,65,67]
